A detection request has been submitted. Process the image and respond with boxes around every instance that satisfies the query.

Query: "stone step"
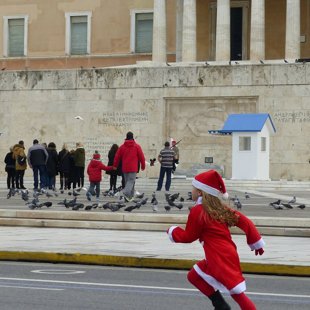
[0,210,309,237]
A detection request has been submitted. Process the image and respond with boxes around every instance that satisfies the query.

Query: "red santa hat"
[93,153,100,160]
[192,170,229,199]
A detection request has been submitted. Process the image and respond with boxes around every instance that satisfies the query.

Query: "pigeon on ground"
[84,205,92,211]
[38,201,53,208]
[73,189,80,197]
[269,201,283,210]
[174,203,183,210]
[245,192,250,199]
[234,199,242,209]
[72,203,84,211]
[297,204,306,210]
[281,203,293,209]
[152,205,158,212]
[288,196,296,204]
[135,192,144,199]
[21,190,30,202]
[164,206,171,212]
[179,197,184,202]
[140,197,148,205]
[151,192,158,205]
[187,192,193,201]
[124,205,137,212]
[168,193,180,202]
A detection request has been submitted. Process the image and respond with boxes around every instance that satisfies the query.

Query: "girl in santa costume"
[167,170,265,310]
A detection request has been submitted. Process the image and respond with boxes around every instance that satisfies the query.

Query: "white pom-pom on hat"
[192,170,228,199]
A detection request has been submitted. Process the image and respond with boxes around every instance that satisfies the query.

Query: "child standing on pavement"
[86,152,113,204]
[167,170,265,310]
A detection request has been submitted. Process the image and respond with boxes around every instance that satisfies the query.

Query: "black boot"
[209,291,231,310]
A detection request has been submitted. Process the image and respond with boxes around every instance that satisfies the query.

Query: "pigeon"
[92,203,98,209]
[168,193,180,201]
[234,199,242,209]
[135,192,144,199]
[288,196,296,204]
[245,192,250,199]
[164,206,171,212]
[270,201,283,210]
[297,204,306,210]
[21,190,30,202]
[151,205,158,212]
[84,205,92,211]
[140,198,148,205]
[179,197,184,202]
[72,203,84,211]
[151,192,158,205]
[124,205,137,212]
[174,203,183,210]
[38,201,53,208]
[73,189,80,197]
[281,203,293,209]
[187,192,193,201]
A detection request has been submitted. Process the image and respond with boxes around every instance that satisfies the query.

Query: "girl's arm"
[168,207,203,243]
[234,211,265,252]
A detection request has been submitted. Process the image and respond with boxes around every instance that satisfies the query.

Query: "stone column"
[182,0,196,62]
[250,0,265,60]
[285,0,300,59]
[152,0,167,63]
[215,0,230,61]
[176,0,183,62]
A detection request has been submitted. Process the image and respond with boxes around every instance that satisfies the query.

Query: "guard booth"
[210,113,276,180]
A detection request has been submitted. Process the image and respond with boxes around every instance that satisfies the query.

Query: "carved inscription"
[98,111,149,126]
[273,111,310,123]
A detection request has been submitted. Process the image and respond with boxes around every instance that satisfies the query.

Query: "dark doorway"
[230,7,243,60]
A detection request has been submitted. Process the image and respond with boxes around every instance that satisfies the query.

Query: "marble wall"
[0,63,309,180]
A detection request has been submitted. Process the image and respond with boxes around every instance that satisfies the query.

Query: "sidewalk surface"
[0,177,309,276]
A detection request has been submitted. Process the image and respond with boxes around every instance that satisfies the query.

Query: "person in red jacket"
[167,170,265,310]
[113,131,146,202]
[86,152,113,203]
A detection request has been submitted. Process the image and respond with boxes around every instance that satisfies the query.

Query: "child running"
[167,170,265,310]
[86,152,113,204]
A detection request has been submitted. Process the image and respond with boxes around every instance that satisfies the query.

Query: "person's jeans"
[123,172,137,199]
[87,182,100,198]
[33,165,47,189]
[157,166,172,191]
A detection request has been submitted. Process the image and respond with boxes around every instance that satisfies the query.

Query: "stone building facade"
[0,1,310,180]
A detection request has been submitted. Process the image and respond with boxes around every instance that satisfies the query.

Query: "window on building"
[65,12,91,55]
[239,136,251,151]
[261,137,266,151]
[133,12,153,53]
[3,16,28,57]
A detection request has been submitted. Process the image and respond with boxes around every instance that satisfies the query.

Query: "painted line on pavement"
[0,251,309,276]
[0,277,309,299]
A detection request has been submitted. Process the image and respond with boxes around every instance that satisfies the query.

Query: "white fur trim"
[168,226,178,243]
[192,179,220,197]
[194,264,246,295]
[249,238,265,250]
[222,192,229,200]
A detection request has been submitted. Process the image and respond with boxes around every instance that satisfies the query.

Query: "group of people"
[4,131,181,203]
[4,139,86,191]
[4,132,265,309]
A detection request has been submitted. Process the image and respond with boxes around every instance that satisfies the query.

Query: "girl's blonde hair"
[200,191,239,226]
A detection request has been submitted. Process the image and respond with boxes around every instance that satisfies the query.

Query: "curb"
[0,251,309,277]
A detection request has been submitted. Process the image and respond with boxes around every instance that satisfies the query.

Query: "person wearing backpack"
[12,140,27,189]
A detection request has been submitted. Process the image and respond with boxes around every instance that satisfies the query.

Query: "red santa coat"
[168,201,265,295]
[87,159,112,182]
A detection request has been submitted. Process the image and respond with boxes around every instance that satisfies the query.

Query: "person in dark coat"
[58,143,71,190]
[67,150,76,190]
[46,142,59,190]
[73,142,86,189]
[4,146,16,189]
[106,144,122,193]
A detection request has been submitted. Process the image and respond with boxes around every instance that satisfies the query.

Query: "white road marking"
[0,277,309,299]
[0,284,63,291]
[31,269,85,275]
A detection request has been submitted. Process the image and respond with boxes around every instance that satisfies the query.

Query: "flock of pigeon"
[269,196,306,210]
[6,187,307,212]
[6,187,188,213]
